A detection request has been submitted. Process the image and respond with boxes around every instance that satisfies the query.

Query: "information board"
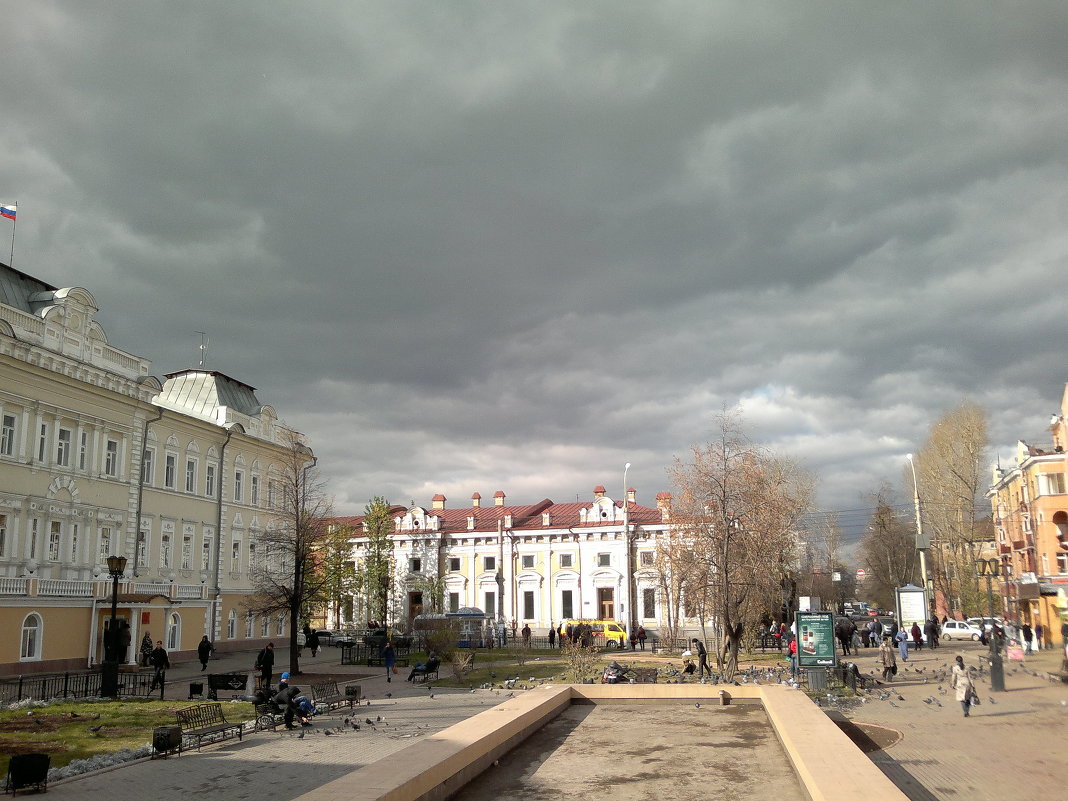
[895,584,928,641]
[796,612,836,667]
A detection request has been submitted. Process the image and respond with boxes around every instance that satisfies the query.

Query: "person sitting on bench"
[407,652,440,682]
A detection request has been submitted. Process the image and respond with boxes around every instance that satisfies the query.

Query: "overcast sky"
[4,2,1067,546]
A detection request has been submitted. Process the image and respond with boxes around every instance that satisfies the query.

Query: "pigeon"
[324,730,334,736]
[897,695,905,701]
[376,715,382,722]
[365,718,374,725]
[351,722,360,731]
[888,701,900,708]
[922,697,932,704]
[429,694,435,699]
[694,703,701,708]
[385,692,392,699]
[988,697,997,704]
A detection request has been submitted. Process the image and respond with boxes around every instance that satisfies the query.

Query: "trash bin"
[153,725,183,758]
[7,753,50,792]
[807,668,828,690]
[189,681,204,699]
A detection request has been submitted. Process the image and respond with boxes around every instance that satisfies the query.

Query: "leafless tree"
[859,487,919,610]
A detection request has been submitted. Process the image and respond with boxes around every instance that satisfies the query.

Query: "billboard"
[796,612,836,667]
[895,584,928,641]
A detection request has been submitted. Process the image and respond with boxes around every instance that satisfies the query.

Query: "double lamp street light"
[975,557,1010,693]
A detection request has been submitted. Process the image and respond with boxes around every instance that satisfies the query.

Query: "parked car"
[941,620,983,641]
[966,617,1003,632]
[312,629,336,645]
[333,630,360,647]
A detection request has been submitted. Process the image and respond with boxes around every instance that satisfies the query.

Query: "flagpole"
[9,202,16,267]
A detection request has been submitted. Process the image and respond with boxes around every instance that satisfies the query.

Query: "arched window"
[21,613,42,660]
[227,609,237,640]
[245,613,254,638]
[276,614,286,636]
[260,616,270,637]
[167,613,181,651]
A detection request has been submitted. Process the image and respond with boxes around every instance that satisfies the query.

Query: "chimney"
[656,491,672,522]
[593,485,606,499]
[471,492,481,508]
[432,494,446,510]
[494,490,506,507]
[627,487,636,504]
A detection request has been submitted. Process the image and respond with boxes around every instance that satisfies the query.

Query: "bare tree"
[246,429,331,677]
[913,401,990,616]
[669,411,814,680]
[859,487,918,610]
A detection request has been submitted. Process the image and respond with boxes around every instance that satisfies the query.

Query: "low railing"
[0,669,158,703]
[175,584,204,599]
[0,577,28,595]
[37,579,95,597]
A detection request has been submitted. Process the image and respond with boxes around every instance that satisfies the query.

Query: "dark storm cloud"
[3,1,1068,527]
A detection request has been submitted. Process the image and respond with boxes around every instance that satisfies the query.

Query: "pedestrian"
[951,655,975,717]
[140,631,154,667]
[629,630,637,651]
[149,640,170,691]
[383,640,396,683]
[924,619,937,649]
[868,618,881,647]
[788,636,798,677]
[1034,622,1044,650]
[879,636,897,682]
[521,622,531,647]
[836,619,852,656]
[296,627,306,657]
[860,625,871,649]
[910,622,923,651]
[1061,620,1068,647]
[1021,623,1034,655]
[197,635,213,671]
[274,684,315,729]
[691,638,710,680]
[637,625,647,651]
[889,619,900,641]
[548,624,556,649]
[895,627,910,662]
[255,642,275,690]
[307,628,320,657]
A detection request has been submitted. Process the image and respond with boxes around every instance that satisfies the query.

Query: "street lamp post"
[100,554,128,698]
[623,462,633,638]
[905,454,932,618]
[975,558,1006,692]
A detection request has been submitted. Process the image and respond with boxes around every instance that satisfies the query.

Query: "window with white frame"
[410,557,422,573]
[47,522,61,561]
[483,556,496,571]
[639,551,654,567]
[642,588,656,618]
[56,427,72,467]
[597,553,611,567]
[448,592,460,613]
[185,459,196,493]
[20,613,42,660]
[231,540,241,572]
[182,534,192,570]
[248,541,257,571]
[105,439,119,477]
[78,431,88,470]
[276,614,286,636]
[250,475,259,506]
[261,616,270,637]
[234,471,243,503]
[202,537,212,570]
[205,464,216,497]
[98,526,112,563]
[523,591,534,620]
[141,448,154,484]
[227,609,237,640]
[484,591,495,615]
[137,524,148,566]
[1058,552,1068,574]
[70,524,79,563]
[268,480,278,508]
[0,514,7,557]
[448,557,461,572]
[1039,473,1067,495]
[160,533,172,569]
[559,553,573,568]
[245,613,254,638]
[164,454,176,489]
[0,414,15,457]
[29,519,39,560]
[167,613,180,650]
[521,554,534,569]
[37,422,47,462]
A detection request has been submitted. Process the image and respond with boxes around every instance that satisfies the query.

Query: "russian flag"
[0,205,14,221]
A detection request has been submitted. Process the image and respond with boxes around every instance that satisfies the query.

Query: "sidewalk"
[832,639,1068,801]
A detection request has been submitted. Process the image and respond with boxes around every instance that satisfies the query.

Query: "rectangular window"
[105,439,119,477]
[561,590,574,619]
[448,557,461,572]
[182,535,193,570]
[160,534,172,568]
[48,522,61,561]
[251,475,259,505]
[234,471,243,502]
[79,431,88,470]
[70,524,79,563]
[56,428,72,466]
[141,449,154,484]
[642,588,656,619]
[0,514,6,557]
[165,454,176,488]
[521,554,534,569]
[268,480,277,508]
[410,557,422,573]
[1058,553,1068,574]
[137,529,147,565]
[0,414,15,456]
[523,591,534,621]
[29,519,39,560]
[639,551,654,567]
[246,614,254,638]
[1040,473,1067,495]
[206,464,216,497]
[276,615,285,636]
[185,459,196,492]
[559,553,573,569]
[248,542,257,570]
[202,538,212,570]
[483,556,496,572]
[98,526,112,562]
[231,540,241,572]
[448,592,460,613]
[597,553,611,567]
[484,591,496,615]
[37,423,47,462]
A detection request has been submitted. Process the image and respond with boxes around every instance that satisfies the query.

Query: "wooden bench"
[310,680,356,712]
[175,703,244,750]
[409,658,441,684]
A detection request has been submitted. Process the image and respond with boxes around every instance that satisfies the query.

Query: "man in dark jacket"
[197,635,213,671]
[273,684,314,729]
[255,642,275,690]
[691,638,710,680]
[149,640,170,690]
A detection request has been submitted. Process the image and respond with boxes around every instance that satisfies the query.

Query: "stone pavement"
[832,639,1068,801]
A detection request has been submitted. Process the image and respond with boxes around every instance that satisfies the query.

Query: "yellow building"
[0,263,309,675]
[987,386,1068,644]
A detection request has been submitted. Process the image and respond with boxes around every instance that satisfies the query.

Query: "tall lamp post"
[975,558,1007,692]
[905,454,932,617]
[622,462,633,637]
[100,554,128,698]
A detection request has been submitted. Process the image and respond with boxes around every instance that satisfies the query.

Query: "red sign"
[856,568,866,580]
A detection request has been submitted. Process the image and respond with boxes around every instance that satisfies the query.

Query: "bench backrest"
[177,703,228,729]
[425,658,440,672]
[310,680,341,699]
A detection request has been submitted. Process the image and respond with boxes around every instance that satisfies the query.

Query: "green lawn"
[0,700,255,775]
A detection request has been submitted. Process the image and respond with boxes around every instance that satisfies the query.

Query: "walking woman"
[879,635,897,682]
[951,655,975,717]
[383,639,396,684]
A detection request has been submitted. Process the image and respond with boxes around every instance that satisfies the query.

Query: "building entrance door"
[408,592,423,625]
[597,588,615,620]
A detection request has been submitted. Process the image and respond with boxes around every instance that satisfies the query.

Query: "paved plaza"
[33,639,1068,801]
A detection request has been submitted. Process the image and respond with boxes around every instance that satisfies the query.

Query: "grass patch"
[0,700,255,775]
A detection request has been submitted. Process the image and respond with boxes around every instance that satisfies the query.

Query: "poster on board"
[895,584,928,642]
[796,612,836,667]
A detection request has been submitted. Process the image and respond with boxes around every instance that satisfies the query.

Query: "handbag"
[392,665,399,674]
[969,690,980,706]
[891,663,898,675]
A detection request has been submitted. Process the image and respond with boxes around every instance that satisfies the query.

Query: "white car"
[940,620,983,641]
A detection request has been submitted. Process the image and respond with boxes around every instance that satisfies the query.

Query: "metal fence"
[0,669,160,704]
